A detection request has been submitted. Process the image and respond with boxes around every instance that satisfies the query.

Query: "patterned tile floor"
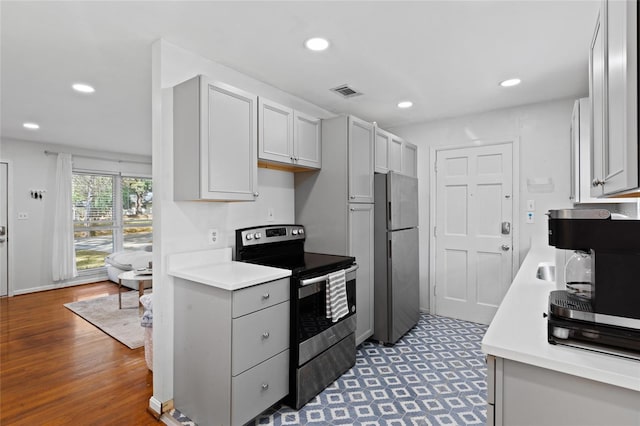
[171,313,488,426]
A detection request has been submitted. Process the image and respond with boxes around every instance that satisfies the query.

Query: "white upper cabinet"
[348,116,375,203]
[258,97,321,170]
[590,0,638,197]
[173,75,258,201]
[375,128,391,173]
[293,110,322,169]
[374,126,417,178]
[258,98,294,165]
[389,135,403,172]
[402,141,418,178]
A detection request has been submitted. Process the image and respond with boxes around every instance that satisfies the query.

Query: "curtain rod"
[44,150,151,165]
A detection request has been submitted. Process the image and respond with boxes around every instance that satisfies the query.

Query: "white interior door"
[434,143,513,324]
[0,162,8,296]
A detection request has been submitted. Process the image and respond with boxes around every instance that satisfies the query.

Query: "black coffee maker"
[547,209,640,358]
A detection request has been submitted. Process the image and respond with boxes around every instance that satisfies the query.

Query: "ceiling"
[1,1,600,156]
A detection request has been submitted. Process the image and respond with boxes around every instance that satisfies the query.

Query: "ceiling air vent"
[331,84,362,98]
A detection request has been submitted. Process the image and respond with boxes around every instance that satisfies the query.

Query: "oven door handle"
[299,264,358,287]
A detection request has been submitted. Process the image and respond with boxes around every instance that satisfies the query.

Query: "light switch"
[18,212,29,220]
[526,199,535,211]
[526,211,535,224]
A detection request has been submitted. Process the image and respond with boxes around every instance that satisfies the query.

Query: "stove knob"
[292,229,298,235]
[255,232,262,239]
[245,233,254,240]
[298,228,304,235]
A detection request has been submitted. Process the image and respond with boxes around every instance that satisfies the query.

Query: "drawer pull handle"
[261,383,269,391]
[262,332,270,339]
[262,293,270,299]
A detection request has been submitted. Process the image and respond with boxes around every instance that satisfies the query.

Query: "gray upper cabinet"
[590,0,638,197]
[173,75,258,201]
[258,97,321,170]
[374,126,418,178]
[348,116,375,203]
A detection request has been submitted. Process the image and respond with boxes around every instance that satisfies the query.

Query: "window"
[72,173,152,271]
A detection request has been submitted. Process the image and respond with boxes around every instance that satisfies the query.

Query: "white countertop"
[482,244,640,392]
[167,248,291,291]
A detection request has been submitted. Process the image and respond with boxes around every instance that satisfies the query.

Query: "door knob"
[0,237,5,243]
[501,244,510,251]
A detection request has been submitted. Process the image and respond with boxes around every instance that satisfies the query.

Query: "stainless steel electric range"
[235,224,357,409]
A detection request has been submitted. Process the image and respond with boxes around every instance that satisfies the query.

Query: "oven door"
[296,265,357,366]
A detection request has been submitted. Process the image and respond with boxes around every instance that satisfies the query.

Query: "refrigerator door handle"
[388,202,392,224]
[388,239,392,258]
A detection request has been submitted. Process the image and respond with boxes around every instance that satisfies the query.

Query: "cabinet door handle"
[501,244,510,251]
[261,383,269,391]
[262,293,270,299]
[591,178,605,187]
[262,332,270,339]
[253,192,260,197]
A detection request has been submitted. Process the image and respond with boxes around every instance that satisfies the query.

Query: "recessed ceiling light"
[397,101,413,109]
[72,83,95,93]
[499,78,521,87]
[23,122,40,130]
[305,37,330,51]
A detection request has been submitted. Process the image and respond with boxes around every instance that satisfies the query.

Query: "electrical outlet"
[267,208,275,222]
[526,211,535,224]
[18,212,29,220]
[208,229,219,245]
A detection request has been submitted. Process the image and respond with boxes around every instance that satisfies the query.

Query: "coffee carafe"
[564,250,593,300]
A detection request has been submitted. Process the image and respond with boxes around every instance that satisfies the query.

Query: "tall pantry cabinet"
[295,115,375,345]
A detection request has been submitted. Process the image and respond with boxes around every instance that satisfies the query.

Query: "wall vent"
[331,84,362,98]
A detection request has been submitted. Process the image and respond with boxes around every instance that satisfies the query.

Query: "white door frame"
[428,139,520,315]
[0,160,13,297]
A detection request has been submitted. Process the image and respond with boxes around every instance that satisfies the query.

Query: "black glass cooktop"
[243,252,354,278]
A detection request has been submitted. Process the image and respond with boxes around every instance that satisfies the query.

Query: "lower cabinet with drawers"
[174,276,290,426]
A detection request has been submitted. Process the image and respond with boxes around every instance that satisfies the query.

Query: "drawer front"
[232,301,289,376]
[232,277,289,318]
[232,350,289,426]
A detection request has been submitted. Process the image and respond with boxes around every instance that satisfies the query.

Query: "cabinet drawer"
[232,349,289,426]
[232,301,289,375]
[232,277,289,318]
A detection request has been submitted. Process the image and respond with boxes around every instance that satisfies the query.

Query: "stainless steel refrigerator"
[373,171,420,344]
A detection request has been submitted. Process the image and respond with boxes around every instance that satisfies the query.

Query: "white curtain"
[52,153,77,281]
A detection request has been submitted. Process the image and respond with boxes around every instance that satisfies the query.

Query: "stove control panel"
[237,225,305,247]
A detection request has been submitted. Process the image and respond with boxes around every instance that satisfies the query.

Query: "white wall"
[150,39,335,407]
[0,138,151,295]
[389,98,576,312]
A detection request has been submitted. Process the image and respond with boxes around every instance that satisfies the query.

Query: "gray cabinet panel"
[232,350,289,426]
[232,277,289,318]
[232,301,289,376]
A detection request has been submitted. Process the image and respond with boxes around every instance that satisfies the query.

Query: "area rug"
[64,291,147,349]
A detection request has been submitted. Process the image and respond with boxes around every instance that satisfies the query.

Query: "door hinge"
[433,226,437,237]
[434,161,438,173]
[434,286,437,296]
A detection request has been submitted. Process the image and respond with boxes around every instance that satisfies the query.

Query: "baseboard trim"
[148,397,174,420]
[12,273,109,295]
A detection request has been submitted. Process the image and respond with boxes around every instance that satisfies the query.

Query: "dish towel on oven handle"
[326,269,349,323]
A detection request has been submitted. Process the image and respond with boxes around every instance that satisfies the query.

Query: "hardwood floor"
[0,282,159,425]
